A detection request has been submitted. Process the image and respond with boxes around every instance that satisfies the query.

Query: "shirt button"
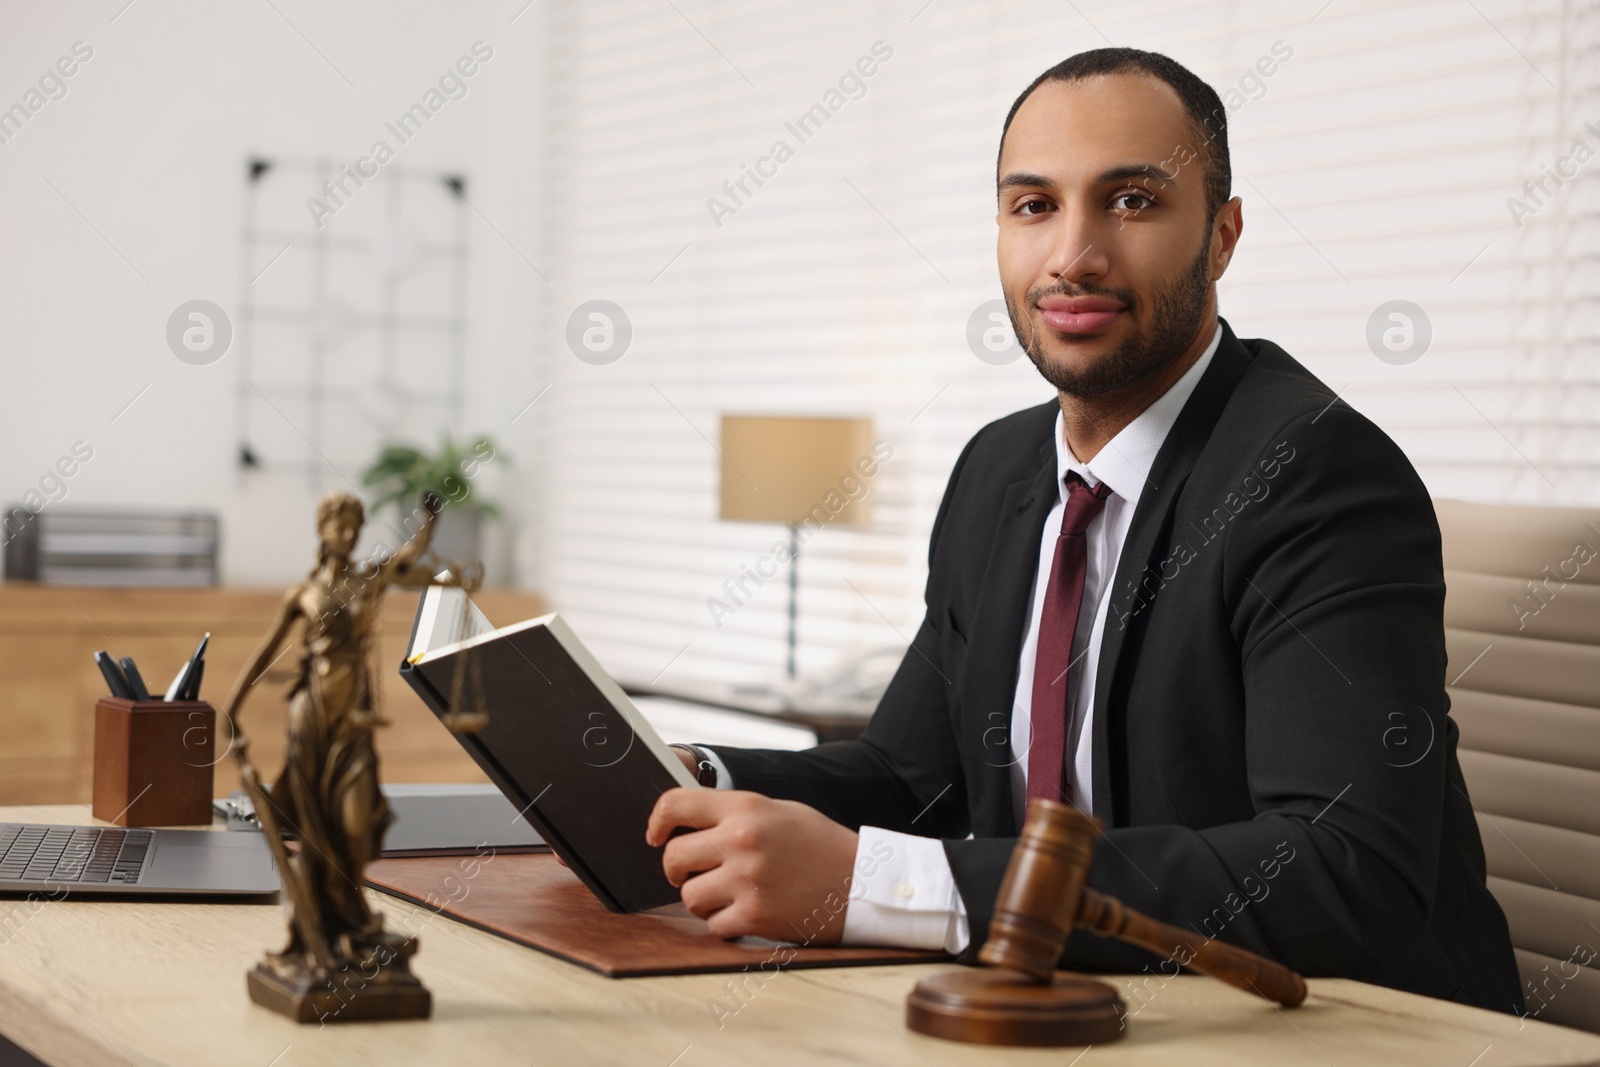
[893,880,915,900]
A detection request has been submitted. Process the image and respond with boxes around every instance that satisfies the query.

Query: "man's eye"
[1016,197,1052,216]
[1112,191,1156,212]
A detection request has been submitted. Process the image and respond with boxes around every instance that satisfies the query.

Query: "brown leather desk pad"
[364,852,948,977]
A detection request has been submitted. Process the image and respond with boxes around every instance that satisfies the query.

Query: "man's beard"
[1006,235,1212,398]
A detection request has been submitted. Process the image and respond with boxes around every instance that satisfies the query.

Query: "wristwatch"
[670,743,719,788]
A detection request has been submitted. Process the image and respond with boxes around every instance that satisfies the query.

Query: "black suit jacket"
[709,319,1522,1014]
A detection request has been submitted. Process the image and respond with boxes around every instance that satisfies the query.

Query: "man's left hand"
[645,789,858,944]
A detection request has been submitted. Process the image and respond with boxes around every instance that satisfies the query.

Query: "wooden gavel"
[980,797,1306,1007]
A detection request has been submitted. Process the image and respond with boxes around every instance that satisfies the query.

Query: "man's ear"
[1210,196,1244,280]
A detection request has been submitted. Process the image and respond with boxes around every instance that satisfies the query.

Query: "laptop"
[0,823,278,897]
[379,784,546,856]
[213,784,547,857]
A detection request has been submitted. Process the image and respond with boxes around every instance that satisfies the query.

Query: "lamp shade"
[718,415,874,527]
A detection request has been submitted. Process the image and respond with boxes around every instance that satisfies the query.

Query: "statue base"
[246,933,431,1024]
[906,968,1126,1046]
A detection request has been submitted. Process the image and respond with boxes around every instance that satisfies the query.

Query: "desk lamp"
[718,415,874,682]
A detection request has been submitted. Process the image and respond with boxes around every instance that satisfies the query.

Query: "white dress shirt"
[701,323,1222,952]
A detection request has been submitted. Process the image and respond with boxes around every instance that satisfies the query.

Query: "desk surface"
[1,806,1597,1067]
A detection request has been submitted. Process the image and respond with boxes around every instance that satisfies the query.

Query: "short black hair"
[998,48,1231,224]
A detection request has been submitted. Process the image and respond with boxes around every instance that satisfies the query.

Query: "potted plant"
[360,435,503,565]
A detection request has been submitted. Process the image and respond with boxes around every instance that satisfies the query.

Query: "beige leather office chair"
[1438,498,1600,1033]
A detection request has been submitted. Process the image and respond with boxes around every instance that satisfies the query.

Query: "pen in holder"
[92,697,217,826]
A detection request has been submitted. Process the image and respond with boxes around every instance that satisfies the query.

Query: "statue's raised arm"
[378,491,484,593]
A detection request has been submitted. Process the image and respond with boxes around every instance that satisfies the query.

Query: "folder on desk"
[365,852,946,978]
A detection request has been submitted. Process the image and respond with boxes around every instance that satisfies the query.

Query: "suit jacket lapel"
[1089,319,1255,824]
[961,423,1058,838]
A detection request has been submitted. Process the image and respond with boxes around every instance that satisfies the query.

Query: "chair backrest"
[1437,498,1600,1032]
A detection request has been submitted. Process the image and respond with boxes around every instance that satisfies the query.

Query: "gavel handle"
[1076,887,1308,1008]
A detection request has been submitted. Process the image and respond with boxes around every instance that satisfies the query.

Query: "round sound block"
[906,968,1126,1047]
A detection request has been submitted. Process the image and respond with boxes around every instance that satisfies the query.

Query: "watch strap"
[670,743,719,788]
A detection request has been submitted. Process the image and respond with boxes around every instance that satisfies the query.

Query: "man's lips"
[1035,295,1126,334]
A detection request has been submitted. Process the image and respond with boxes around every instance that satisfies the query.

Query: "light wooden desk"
[1,807,1597,1067]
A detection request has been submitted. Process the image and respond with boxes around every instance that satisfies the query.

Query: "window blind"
[530,0,1598,689]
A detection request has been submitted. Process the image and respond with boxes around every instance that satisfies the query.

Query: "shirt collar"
[1055,320,1222,509]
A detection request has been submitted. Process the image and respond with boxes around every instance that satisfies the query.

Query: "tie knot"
[1060,472,1112,538]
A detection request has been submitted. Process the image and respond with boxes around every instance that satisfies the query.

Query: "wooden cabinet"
[0,584,546,805]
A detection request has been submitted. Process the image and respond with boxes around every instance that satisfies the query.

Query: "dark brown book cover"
[400,598,699,914]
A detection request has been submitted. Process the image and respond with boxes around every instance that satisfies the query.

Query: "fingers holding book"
[646,789,858,945]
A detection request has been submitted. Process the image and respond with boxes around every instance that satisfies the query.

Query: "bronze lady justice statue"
[222,490,480,1022]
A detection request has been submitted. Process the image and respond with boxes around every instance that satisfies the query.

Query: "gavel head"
[977,798,1102,982]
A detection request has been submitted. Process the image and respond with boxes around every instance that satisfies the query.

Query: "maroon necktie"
[1026,471,1113,807]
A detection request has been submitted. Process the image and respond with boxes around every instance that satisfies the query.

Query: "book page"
[410,584,496,660]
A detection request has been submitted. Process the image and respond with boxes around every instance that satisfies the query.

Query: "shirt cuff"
[840,826,970,954]
[696,746,734,789]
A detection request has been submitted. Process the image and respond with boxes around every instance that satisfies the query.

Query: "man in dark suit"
[646,47,1523,1014]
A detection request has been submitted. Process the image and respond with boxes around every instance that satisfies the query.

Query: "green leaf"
[359,433,507,523]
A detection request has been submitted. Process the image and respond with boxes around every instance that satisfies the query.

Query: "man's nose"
[1043,205,1111,284]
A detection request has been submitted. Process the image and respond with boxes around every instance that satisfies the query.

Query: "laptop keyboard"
[0,825,151,884]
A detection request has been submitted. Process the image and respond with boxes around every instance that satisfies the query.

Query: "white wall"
[0,0,549,585]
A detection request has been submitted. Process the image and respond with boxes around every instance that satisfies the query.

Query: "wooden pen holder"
[92,697,216,827]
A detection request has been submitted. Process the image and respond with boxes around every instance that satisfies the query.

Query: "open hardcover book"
[400,585,699,912]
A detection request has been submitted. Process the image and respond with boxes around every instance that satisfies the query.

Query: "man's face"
[996,73,1229,398]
